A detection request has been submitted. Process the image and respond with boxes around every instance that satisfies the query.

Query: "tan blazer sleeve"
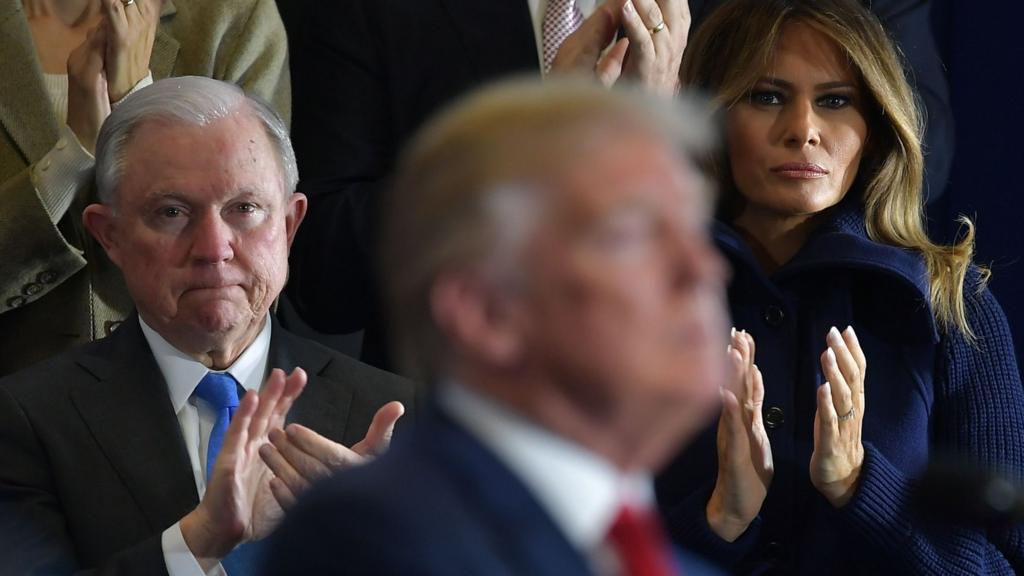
[0,167,86,314]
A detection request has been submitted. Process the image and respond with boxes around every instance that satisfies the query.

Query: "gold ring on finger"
[121,0,135,6]
[650,21,666,34]
[838,406,856,422]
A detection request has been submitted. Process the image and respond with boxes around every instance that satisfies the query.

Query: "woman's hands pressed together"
[706,328,773,542]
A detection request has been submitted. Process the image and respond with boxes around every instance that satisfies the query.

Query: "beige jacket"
[0,0,290,375]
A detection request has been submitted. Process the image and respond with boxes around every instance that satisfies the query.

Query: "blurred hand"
[101,0,159,102]
[180,368,306,567]
[618,0,690,95]
[259,401,406,509]
[706,329,773,542]
[810,326,866,507]
[66,22,110,154]
[549,0,630,87]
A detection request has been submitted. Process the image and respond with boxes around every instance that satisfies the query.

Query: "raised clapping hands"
[66,0,159,152]
[810,326,866,507]
[550,0,690,95]
[706,328,773,542]
[178,366,405,569]
[180,368,306,569]
[259,401,406,509]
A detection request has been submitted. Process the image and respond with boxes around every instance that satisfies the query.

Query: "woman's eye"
[818,94,851,109]
[750,91,783,106]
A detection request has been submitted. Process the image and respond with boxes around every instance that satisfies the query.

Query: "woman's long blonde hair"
[682,0,981,338]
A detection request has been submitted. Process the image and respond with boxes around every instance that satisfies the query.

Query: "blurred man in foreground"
[0,76,414,575]
[266,78,728,575]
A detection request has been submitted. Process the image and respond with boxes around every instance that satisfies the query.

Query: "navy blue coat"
[657,204,1024,575]
[264,405,721,575]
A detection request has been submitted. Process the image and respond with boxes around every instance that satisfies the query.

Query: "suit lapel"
[437,0,539,79]
[150,0,179,80]
[0,0,59,164]
[69,318,198,533]
[267,319,352,443]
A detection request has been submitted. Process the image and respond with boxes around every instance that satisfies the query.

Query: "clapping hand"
[180,368,306,569]
[550,0,690,94]
[810,326,867,507]
[706,329,773,542]
[259,401,406,508]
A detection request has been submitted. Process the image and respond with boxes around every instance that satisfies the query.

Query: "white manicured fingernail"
[823,381,831,394]
[731,327,736,338]
[827,347,837,366]
[727,344,733,354]
[829,326,841,341]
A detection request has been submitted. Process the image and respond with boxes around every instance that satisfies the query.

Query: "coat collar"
[715,201,939,341]
[436,0,539,79]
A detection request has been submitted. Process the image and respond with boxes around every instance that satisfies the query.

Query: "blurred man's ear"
[430,272,525,368]
[285,192,308,250]
[82,204,123,267]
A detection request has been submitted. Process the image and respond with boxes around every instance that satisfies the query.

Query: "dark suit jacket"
[263,404,722,576]
[0,315,417,576]
[284,0,952,371]
[264,406,592,575]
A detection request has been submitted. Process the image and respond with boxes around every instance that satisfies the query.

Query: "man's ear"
[82,203,123,267]
[430,273,525,368]
[284,192,308,250]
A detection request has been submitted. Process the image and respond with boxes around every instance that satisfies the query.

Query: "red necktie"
[607,506,682,576]
[541,0,584,74]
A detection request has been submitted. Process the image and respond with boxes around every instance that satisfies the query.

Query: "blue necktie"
[194,372,240,481]
[194,372,262,574]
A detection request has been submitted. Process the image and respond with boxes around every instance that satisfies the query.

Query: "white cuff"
[113,71,154,108]
[161,522,226,576]
[32,125,96,224]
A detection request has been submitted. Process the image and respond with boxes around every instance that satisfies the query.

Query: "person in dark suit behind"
[0,76,416,576]
[283,0,951,371]
[264,78,733,575]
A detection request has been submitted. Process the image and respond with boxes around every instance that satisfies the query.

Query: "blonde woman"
[0,0,289,375]
[656,0,1024,573]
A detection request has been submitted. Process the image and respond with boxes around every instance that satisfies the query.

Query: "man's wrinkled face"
[520,132,730,435]
[102,112,303,349]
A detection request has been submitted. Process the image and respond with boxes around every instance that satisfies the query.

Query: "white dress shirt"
[527,0,599,69]
[438,381,655,576]
[139,315,272,576]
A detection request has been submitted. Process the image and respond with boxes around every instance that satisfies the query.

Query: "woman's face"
[726,21,869,222]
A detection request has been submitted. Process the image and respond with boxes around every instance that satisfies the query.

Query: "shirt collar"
[437,381,653,552]
[139,314,272,413]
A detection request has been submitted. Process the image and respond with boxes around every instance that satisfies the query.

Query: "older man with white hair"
[0,76,415,576]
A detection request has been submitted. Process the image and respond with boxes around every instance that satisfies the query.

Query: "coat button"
[764,304,785,327]
[766,540,785,559]
[22,282,43,296]
[104,320,124,335]
[764,406,785,429]
[7,296,26,309]
[37,270,58,284]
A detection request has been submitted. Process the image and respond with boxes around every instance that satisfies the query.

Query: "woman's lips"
[771,163,829,179]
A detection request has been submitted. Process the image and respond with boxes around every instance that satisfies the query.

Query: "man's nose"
[190,212,235,264]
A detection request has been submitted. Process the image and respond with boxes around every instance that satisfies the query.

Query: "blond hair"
[382,77,714,380]
[681,0,981,338]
